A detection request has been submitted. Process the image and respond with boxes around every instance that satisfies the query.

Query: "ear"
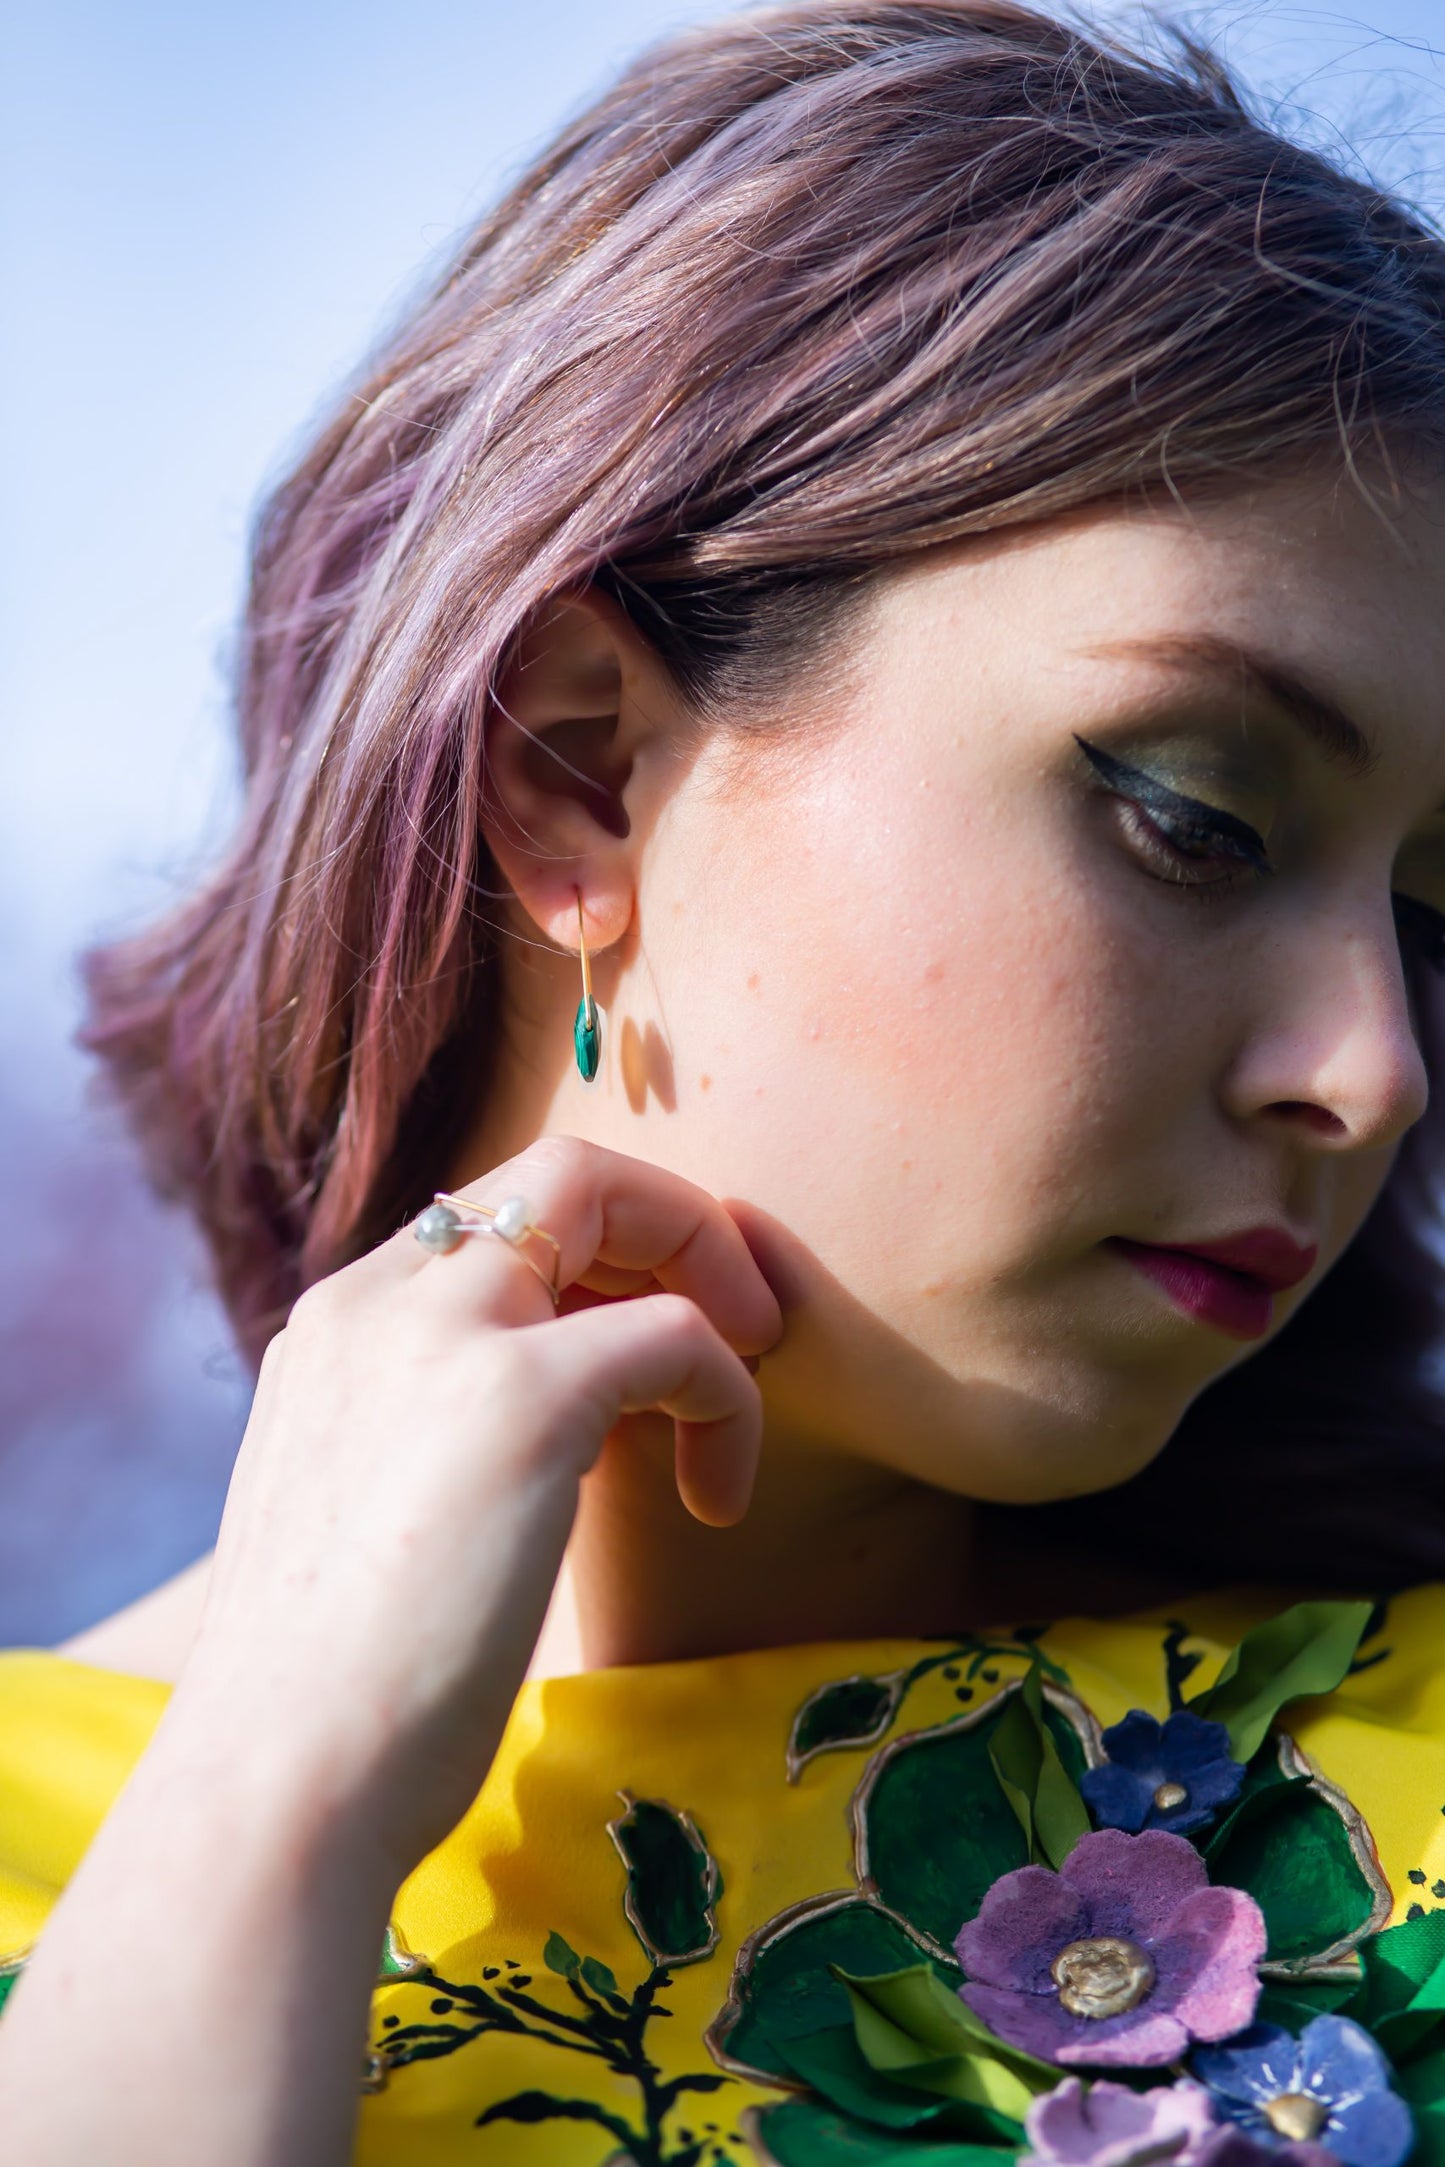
[482,588,675,955]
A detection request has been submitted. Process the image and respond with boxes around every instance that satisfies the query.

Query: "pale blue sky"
[2,0,1444,1636]
[6,0,1445,1028]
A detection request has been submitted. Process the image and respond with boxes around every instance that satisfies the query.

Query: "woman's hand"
[173,1135,783,1877]
[0,1135,782,2167]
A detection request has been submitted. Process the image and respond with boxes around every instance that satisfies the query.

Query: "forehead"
[868,476,1445,783]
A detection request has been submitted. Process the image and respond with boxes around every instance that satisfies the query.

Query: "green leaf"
[834,1966,1054,2076]
[779,2026,1024,2146]
[542,1930,581,1980]
[834,1964,1056,2120]
[776,2026,960,2131]
[1205,1764,1376,1967]
[859,1690,1090,1952]
[714,1898,948,2080]
[746,2097,1020,2165]
[375,1921,429,1982]
[1201,1742,1297,1857]
[607,1794,719,1968]
[0,1966,20,2018]
[1352,1910,1445,2012]
[1254,1978,1359,2031]
[579,1954,620,2002]
[1408,2106,1445,2167]
[1399,2057,1445,2113]
[790,1674,907,1781]
[1345,1912,1445,2063]
[985,1662,1090,1869]
[1190,1601,1373,1763]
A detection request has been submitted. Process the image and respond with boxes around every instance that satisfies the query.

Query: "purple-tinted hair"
[83,0,1445,1579]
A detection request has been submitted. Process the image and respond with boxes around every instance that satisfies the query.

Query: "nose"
[1222,895,1430,1152]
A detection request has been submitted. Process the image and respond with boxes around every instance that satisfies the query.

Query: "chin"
[891,1365,1185,1508]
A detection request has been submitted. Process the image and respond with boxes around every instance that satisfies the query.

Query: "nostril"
[1269,1100,1350,1139]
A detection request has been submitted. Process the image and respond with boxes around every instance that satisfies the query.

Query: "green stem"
[496,1982,617,2045]
[478,2091,643,2151]
[384,1961,730,2163]
[901,1635,1071,1698]
[385,1972,617,2068]
[1163,1621,1204,1712]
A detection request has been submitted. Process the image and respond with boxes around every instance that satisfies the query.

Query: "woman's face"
[475,474,1445,1505]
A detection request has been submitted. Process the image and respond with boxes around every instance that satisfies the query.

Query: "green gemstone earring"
[573,892,601,1083]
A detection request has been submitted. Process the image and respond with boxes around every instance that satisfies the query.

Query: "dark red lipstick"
[1109,1227,1318,1341]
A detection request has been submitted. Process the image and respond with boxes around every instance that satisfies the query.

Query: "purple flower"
[956,1827,1266,2067]
[1194,2132,1337,2167]
[1024,2076,1219,2167]
[1192,2018,1413,2167]
[1081,1712,1246,1838]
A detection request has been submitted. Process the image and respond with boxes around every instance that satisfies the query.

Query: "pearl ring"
[412,1192,563,1305]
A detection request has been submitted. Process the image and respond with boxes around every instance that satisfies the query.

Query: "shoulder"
[54,1553,212,1684]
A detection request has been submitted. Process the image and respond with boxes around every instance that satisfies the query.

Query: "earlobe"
[482,591,648,954]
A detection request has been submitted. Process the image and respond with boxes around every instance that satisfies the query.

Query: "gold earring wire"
[574,892,601,1082]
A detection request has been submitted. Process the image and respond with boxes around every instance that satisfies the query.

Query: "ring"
[412,1192,563,1305]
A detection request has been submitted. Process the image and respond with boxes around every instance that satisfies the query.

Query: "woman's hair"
[84,0,1445,1583]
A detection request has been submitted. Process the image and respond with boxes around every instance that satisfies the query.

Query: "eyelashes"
[1074,733,1445,976]
[1073,735,1271,882]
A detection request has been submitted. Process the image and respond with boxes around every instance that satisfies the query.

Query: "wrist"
[150,1662,406,1904]
[0,1654,403,2167]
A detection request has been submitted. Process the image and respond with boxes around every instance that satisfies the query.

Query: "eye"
[1392,892,1445,977]
[1075,735,1273,893]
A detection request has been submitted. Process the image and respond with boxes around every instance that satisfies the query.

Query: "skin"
[9,473,1445,2162]
[474,470,1445,1668]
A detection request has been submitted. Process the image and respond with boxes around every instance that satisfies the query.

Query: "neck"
[528,1410,979,1677]
[525,1407,1203,1679]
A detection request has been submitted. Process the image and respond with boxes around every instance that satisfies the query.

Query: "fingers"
[534,1293,763,1526]
[399,1137,784,1357]
[341,1140,780,1527]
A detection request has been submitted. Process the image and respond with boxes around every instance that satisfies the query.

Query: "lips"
[1109,1228,1318,1342]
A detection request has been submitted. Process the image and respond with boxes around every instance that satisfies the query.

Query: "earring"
[574,892,601,1083]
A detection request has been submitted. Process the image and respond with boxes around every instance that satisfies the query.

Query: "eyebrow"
[1088,633,1379,779]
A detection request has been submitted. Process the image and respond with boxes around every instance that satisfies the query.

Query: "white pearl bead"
[492,1195,531,1244]
[414,1202,462,1252]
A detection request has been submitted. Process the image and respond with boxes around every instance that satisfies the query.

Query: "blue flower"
[1191,2017,1413,2167]
[1081,1711,1245,1837]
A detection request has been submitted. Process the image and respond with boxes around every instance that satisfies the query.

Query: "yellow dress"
[4,1586,1445,2165]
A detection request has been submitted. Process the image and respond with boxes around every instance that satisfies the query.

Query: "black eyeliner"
[1073,734,1272,870]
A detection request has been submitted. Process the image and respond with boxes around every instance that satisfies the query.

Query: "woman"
[5,2,1445,2161]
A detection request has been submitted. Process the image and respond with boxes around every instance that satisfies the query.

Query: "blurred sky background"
[4,0,1445,1645]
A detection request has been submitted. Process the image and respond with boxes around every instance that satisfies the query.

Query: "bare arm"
[0,1684,395,2164]
[0,1140,780,2165]
[56,1553,213,1682]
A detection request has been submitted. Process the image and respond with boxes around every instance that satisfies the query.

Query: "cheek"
[685,774,1202,1291]
[848,859,1174,1259]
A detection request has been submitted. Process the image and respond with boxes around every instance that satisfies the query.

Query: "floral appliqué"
[364,1602,1439,2167]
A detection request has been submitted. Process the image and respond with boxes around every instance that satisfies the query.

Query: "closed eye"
[1075,735,1273,889]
